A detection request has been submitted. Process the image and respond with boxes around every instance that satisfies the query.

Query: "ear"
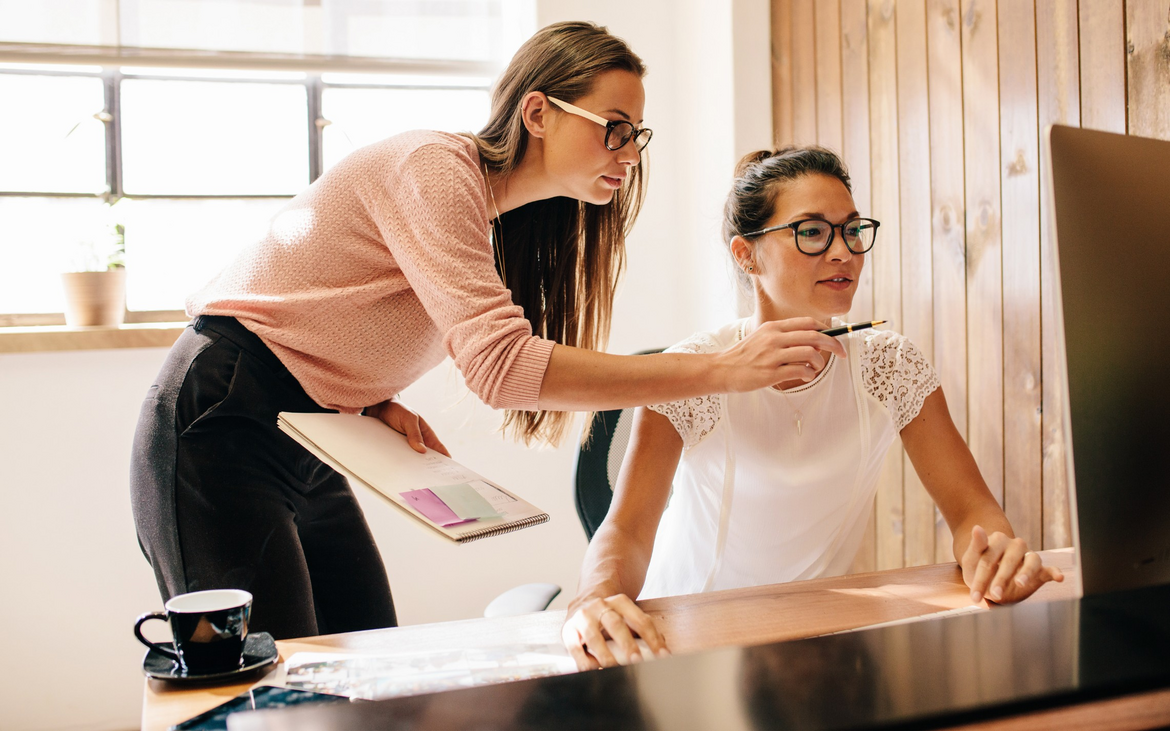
[730,235,755,273]
[519,91,551,140]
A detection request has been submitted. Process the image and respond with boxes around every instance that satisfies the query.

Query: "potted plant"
[60,199,127,327]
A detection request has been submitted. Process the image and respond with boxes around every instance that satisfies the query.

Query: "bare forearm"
[537,344,722,412]
[901,389,1017,563]
[536,320,850,412]
[570,522,655,612]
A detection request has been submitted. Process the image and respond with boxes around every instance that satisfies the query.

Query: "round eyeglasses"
[547,96,653,155]
[742,218,881,256]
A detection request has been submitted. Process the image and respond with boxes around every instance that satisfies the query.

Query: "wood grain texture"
[842,0,877,574]
[842,0,875,326]
[791,0,819,143]
[896,0,938,568]
[815,0,845,152]
[925,0,967,563]
[142,551,1079,731]
[867,0,906,570]
[1036,0,1079,550]
[961,0,1005,526]
[1079,0,1127,132]
[998,0,1043,550]
[1125,0,1170,140]
[0,322,185,353]
[927,0,968,453]
[771,0,795,145]
[774,0,1161,563]
[839,0,879,574]
[942,687,1170,731]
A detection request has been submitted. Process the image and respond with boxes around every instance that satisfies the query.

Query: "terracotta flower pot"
[60,269,127,327]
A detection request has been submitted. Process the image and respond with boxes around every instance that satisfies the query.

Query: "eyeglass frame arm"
[546,95,652,152]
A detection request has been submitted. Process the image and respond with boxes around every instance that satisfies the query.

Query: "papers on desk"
[282,645,577,700]
[277,412,549,543]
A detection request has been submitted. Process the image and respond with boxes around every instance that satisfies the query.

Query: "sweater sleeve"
[372,140,554,411]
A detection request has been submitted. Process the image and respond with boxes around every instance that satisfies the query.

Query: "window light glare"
[0,63,103,74]
[320,72,491,89]
[120,66,308,81]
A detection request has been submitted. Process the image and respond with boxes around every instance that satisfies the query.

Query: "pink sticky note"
[400,488,475,527]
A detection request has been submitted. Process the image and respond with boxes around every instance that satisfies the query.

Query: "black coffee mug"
[134,589,253,674]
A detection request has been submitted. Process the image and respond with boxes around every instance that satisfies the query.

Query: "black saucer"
[143,632,278,684]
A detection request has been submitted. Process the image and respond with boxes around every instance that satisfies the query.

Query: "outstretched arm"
[563,407,682,670]
[538,318,845,412]
[901,388,1063,604]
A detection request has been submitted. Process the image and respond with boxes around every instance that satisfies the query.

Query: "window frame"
[0,63,492,327]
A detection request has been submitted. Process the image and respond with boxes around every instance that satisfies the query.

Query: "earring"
[745,263,755,273]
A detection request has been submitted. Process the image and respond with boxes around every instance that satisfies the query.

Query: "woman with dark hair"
[562,146,1064,670]
[130,23,843,640]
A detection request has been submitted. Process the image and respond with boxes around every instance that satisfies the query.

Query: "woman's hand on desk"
[562,593,669,671]
[960,525,1064,604]
[366,398,451,456]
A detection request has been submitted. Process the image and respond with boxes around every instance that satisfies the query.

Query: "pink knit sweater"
[187,130,555,413]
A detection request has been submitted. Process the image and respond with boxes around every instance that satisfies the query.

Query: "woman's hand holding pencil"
[714,317,847,393]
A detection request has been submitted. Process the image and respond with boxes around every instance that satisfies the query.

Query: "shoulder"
[336,130,480,180]
[394,131,481,176]
[860,328,930,371]
[347,131,485,213]
[859,328,941,430]
[861,327,909,355]
[648,321,741,449]
[662,320,740,356]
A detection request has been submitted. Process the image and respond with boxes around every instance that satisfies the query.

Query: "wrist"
[703,350,732,394]
[364,398,394,420]
[569,583,619,615]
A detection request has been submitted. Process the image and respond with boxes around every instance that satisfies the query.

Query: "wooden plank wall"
[771,0,1170,569]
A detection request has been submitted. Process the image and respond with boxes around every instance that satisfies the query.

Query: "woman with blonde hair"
[131,23,844,639]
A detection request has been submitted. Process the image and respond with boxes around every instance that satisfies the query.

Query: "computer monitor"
[1046,124,1170,595]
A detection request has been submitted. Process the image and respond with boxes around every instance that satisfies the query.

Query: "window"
[0,0,525,325]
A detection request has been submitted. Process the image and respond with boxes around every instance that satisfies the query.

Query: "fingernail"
[989,586,1002,602]
[630,653,642,664]
[658,648,671,658]
[970,590,981,603]
[1016,575,1028,587]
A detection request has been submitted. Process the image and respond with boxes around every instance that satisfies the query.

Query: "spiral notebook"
[277,412,549,544]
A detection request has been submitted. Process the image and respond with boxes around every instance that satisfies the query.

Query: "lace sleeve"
[646,333,724,450]
[860,330,941,431]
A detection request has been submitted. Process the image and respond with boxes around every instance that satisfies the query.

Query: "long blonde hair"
[465,21,648,446]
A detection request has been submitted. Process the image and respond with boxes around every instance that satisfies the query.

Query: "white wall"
[0,2,769,728]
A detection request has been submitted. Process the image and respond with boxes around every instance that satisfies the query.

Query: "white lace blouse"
[639,318,940,600]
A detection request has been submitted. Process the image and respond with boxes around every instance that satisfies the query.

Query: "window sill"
[0,322,187,354]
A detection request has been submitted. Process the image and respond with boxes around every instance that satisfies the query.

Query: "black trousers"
[130,315,397,639]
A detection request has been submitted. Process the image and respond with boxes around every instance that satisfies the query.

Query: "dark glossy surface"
[1049,125,1170,595]
[232,585,1170,730]
[135,597,253,674]
[173,687,353,731]
[144,632,277,684]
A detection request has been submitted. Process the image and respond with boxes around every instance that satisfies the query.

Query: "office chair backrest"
[574,349,663,540]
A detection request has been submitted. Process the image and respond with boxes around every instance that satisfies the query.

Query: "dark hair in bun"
[722,147,852,290]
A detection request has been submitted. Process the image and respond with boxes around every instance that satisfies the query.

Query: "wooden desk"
[145,549,1170,731]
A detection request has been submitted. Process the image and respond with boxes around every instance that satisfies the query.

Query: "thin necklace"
[737,319,831,436]
[483,164,507,289]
